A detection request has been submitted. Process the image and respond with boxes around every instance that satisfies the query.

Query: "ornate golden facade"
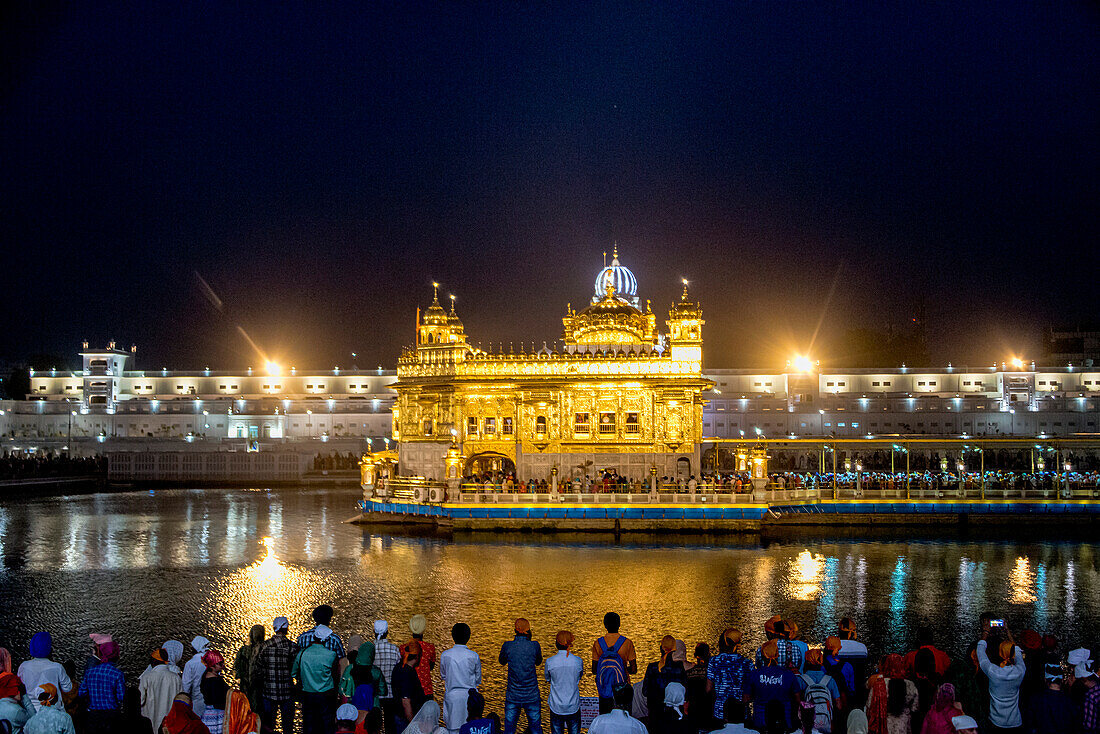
[391,253,712,481]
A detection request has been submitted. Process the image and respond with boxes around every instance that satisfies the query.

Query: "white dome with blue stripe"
[593,248,639,305]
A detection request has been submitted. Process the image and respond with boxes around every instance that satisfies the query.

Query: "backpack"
[595,636,628,698]
[800,673,834,733]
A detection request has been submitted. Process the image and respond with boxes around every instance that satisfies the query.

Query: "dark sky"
[3,2,1097,371]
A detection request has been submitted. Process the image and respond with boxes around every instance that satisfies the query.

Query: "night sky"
[3,2,1097,371]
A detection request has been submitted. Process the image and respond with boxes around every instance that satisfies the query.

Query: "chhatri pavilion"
[390,249,713,483]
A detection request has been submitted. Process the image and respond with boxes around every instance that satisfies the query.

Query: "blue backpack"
[596,636,628,698]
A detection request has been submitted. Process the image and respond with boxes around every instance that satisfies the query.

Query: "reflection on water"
[1,487,1099,711]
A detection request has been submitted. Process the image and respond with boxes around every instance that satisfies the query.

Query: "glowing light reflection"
[1010,556,1036,605]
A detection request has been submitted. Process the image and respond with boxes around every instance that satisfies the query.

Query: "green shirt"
[292,642,338,693]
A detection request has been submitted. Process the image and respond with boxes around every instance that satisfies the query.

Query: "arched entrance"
[676,457,690,478]
[464,452,516,478]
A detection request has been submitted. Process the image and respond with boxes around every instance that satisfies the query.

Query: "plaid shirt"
[373,638,402,697]
[78,661,125,710]
[1084,683,1100,732]
[296,627,345,659]
[253,634,300,701]
[754,639,804,672]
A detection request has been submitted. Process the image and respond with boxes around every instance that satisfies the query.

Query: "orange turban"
[825,636,842,655]
[761,639,780,663]
[514,618,531,634]
[764,615,782,635]
[556,631,574,648]
[785,620,800,640]
[805,649,824,667]
[998,641,1016,667]
[839,618,858,640]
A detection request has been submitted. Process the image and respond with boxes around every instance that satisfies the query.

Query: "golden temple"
[390,249,712,482]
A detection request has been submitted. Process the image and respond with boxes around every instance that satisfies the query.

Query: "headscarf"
[0,672,21,700]
[805,649,824,667]
[0,648,10,674]
[663,681,686,719]
[402,640,422,665]
[785,620,800,640]
[721,628,742,654]
[659,635,676,669]
[882,653,907,679]
[672,639,689,667]
[29,631,52,658]
[556,631,574,649]
[825,636,843,656]
[347,634,364,655]
[35,683,59,707]
[407,699,442,734]
[764,615,782,636]
[374,620,389,638]
[162,695,208,734]
[90,633,113,647]
[760,639,780,665]
[224,689,259,734]
[191,636,210,654]
[202,649,225,669]
[920,683,958,734]
[98,641,120,662]
[846,709,869,734]
[163,640,185,667]
[839,618,858,640]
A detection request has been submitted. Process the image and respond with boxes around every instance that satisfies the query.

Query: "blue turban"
[29,632,52,659]
[351,683,374,712]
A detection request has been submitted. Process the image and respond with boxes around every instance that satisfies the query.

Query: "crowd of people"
[311,454,362,472]
[459,468,1100,496]
[0,453,106,482]
[0,606,1097,734]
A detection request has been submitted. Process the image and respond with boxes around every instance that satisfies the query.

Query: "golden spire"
[449,294,456,315]
[612,241,619,263]
[681,278,689,300]
[431,281,440,305]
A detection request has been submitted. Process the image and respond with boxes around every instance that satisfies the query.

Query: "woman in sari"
[223,689,259,734]
[161,694,211,734]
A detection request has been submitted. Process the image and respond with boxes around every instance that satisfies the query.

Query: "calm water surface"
[0,486,1098,709]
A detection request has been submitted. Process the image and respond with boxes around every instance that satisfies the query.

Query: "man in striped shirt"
[296,604,346,659]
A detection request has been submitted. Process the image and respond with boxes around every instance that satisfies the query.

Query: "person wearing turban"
[140,648,182,733]
[744,639,801,733]
[706,629,754,723]
[24,683,76,734]
[0,672,36,733]
[17,633,72,712]
[409,615,436,699]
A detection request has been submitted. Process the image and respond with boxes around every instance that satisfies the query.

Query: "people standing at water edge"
[17,634,72,713]
[183,637,212,717]
[391,641,428,733]
[593,612,637,714]
[139,647,182,733]
[198,649,230,734]
[299,606,347,660]
[233,625,265,715]
[408,616,436,702]
[440,623,481,734]
[293,625,339,734]
[24,683,76,734]
[544,631,582,734]
[373,621,402,733]
[252,616,298,734]
[498,618,542,734]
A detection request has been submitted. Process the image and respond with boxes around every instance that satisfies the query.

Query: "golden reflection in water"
[791,549,825,601]
[212,536,325,646]
[1010,556,1037,605]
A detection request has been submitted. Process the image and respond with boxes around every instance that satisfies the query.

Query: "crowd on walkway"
[311,453,362,472]
[459,468,1100,496]
[0,453,106,481]
[1,606,1097,734]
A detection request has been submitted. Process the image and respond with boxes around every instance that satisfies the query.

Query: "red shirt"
[414,640,436,696]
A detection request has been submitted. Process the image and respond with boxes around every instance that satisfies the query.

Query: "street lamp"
[306,409,313,438]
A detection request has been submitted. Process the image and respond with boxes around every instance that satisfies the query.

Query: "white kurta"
[439,644,482,733]
[139,664,182,733]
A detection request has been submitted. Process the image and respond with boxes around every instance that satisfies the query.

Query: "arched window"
[535,416,547,435]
